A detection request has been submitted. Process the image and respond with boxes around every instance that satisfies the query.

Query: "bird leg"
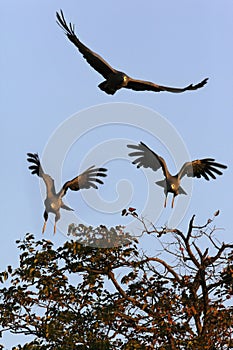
[164,195,167,208]
[42,222,46,234]
[54,213,60,235]
[42,211,48,234]
[171,195,175,208]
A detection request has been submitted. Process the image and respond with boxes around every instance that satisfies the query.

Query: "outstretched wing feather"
[27,153,56,194]
[61,166,107,196]
[127,142,169,177]
[178,159,227,180]
[126,78,208,93]
[56,10,115,79]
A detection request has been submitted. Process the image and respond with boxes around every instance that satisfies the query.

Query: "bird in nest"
[127,142,227,208]
[27,153,107,234]
[56,10,208,96]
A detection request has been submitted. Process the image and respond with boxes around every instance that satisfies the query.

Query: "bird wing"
[127,142,169,178]
[126,77,208,93]
[27,153,56,195]
[178,158,227,181]
[56,10,116,79]
[60,165,108,197]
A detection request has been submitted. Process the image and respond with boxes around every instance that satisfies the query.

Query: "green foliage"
[0,216,232,349]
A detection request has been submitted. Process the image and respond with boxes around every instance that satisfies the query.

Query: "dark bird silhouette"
[27,153,107,234]
[56,10,208,95]
[127,142,227,208]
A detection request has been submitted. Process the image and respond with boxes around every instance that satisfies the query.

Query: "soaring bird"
[56,10,208,96]
[27,153,108,234]
[127,142,227,208]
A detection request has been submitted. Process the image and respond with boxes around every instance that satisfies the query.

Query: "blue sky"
[1,1,233,346]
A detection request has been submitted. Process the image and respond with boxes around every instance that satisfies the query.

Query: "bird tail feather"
[155,179,167,189]
[61,203,74,211]
[178,186,187,195]
[98,81,116,95]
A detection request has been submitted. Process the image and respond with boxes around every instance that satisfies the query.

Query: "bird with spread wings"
[56,10,208,96]
[27,153,107,234]
[127,142,227,208]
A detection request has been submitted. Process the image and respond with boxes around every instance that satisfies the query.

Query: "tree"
[0,211,232,349]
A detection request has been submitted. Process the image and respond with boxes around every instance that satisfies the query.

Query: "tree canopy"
[0,211,232,349]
